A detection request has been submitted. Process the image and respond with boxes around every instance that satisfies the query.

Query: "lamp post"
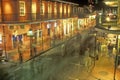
[2,26,8,61]
[54,22,57,46]
[27,29,34,58]
[113,35,119,80]
[18,43,23,63]
[93,31,97,60]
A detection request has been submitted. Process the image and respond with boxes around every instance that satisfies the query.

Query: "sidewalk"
[86,54,120,80]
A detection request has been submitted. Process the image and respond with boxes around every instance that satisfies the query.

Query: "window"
[20,25,24,29]
[48,2,52,13]
[68,5,70,16]
[60,3,62,13]
[64,5,66,14]
[40,2,45,15]
[19,1,25,16]
[54,2,57,14]
[73,7,77,14]
[9,26,14,29]
[32,2,36,20]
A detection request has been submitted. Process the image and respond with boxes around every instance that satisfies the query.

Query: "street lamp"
[27,29,34,58]
[106,16,111,30]
[106,16,110,22]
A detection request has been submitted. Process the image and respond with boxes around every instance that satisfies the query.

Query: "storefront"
[95,27,120,54]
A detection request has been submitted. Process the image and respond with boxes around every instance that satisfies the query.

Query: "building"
[0,0,94,61]
[95,0,120,54]
[0,0,79,61]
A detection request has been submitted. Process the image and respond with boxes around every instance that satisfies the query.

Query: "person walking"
[84,48,92,72]
[107,43,113,57]
[18,43,23,63]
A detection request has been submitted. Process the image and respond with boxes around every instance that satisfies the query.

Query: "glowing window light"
[32,2,36,13]
[0,34,2,44]
[118,35,120,39]
[54,22,57,27]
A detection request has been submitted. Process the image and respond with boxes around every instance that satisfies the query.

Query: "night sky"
[65,0,89,6]
[65,0,105,10]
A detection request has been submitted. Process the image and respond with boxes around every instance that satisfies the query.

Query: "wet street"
[0,30,120,80]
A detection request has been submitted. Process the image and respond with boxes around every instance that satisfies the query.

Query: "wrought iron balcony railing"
[0,13,78,24]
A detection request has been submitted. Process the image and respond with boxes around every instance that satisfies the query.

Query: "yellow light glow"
[4,2,12,14]
[42,3,45,14]
[68,5,70,14]
[105,2,113,5]
[118,35,120,39]
[60,3,62,13]
[64,5,66,14]
[32,2,36,13]
[106,17,110,22]
[89,15,92,19]
[104,1,118,7]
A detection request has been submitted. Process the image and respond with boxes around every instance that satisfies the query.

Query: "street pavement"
[0,28,120,80]
[1,47,119,80]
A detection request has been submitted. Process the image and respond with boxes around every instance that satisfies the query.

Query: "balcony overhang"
[104,0,118,7]
[95,26,120,34]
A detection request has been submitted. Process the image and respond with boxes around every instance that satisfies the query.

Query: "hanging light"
[27,29,34,37]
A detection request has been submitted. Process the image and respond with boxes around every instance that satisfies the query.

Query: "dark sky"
[65,0,89,6]
[65,0,106,10]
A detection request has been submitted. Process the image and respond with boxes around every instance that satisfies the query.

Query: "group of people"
[96,41,117,57]
[107,42,116,57]
[83,41,117,70]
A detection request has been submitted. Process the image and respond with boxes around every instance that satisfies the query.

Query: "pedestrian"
[112,46,116,55]
[84,48,90,57]
[107,43,113,57]
[18,44,23,63]
[84,48,92,72]
[32,43,37,56]
[96,40,101,53]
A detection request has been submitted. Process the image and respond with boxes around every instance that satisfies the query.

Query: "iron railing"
[0,13,78,24]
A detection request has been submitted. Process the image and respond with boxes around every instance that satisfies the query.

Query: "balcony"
[0,13,78,24]
[104,0,118,7]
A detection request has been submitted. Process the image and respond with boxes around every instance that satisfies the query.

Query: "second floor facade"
[0,0,79,24]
